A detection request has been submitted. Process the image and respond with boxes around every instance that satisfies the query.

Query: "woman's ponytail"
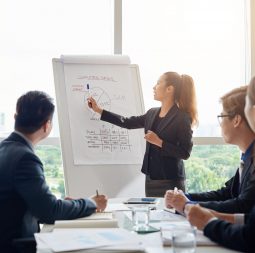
[247,76,255,106]
[178,74,198,127]
[164,72,198,128]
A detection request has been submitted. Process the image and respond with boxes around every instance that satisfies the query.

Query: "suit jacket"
[101,104,193,180]
[204,205,255,252]
[188,145,255,213]
[0,132,97,252]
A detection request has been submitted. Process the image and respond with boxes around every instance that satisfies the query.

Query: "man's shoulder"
[0,133,38,162]
[1,135,32,153]
[245,154,255,174]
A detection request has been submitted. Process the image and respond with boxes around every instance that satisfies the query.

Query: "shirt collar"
[14,130,34,151]
[241,140,255,162]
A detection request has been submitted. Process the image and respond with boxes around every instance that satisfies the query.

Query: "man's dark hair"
[15,91,55,134]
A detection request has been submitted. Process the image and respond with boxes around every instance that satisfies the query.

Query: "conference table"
[38,198,241,253]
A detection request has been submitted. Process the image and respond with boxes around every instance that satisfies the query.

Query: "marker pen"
[87,83,92,108]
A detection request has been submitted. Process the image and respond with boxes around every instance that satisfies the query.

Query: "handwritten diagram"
[83,87,131,152]
[84,86,111,120]
[64,63,143,164]
[85,127,131,152]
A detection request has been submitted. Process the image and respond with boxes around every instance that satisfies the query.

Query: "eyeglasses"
[217,114,235,125]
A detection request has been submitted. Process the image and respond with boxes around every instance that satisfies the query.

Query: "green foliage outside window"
[36,144,240,197]
[35,145,65,198]
[185,145,239,192]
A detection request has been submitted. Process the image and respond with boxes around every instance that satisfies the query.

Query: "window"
[123,0,249,137]
[36,145,64,198]
[0,1,252,195]
[0,0,113,137]
[185,145,239,192]
[0,0,113,196]
[122,0,249,191]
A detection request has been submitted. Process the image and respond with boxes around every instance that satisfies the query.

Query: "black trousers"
[11,237,36,253]
[145,175,186,197]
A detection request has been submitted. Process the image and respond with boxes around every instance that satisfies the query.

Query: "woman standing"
[88,72,198,197]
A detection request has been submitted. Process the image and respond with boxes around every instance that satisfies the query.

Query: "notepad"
[54,212,118,229]
[104,203,131,212]
[54,219,118,229]
[79,212,113,220]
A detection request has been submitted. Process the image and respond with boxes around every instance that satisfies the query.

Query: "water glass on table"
[172,226,196,253]
[131,205,150,231]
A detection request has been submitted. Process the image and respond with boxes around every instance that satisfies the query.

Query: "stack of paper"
[35,228,145,252]
[79,212,113,220]
[104,203,131,212]
[53,212,118,229]
[54,219,118,228]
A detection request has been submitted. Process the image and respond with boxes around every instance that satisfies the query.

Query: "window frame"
[0,0,254,146]
[115,0,253,146]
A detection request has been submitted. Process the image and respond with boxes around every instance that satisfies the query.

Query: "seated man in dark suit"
[0,91,108,253]
[184,77,255,253]
[185,204,254,252]
[165,86,255,214]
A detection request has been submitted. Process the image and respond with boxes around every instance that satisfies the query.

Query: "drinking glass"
[172,227,196,253]
[132,205,150,231]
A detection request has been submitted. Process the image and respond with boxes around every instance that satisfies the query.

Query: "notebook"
[54,212,118,229]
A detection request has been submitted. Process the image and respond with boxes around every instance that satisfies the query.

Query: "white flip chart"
[62,56,143,164]
[52,55,145,197]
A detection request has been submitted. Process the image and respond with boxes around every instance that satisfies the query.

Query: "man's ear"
[42,120,51,133]
[233,114,242,128]
[14,113,17,120]
[42,122,47,133]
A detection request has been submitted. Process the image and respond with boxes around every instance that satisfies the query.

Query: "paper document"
[54,219,118,229]
[35,228,142,252]
[124,209,185,222]
[79,212,113,220]
[150,210,186,222]
[105,203,131,212]
[153,220,190,230]
[53,212,118,229]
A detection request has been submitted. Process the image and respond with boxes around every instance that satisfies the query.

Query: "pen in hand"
[87,84,92,108]
[95,189,106,213]
[174,187,178,194]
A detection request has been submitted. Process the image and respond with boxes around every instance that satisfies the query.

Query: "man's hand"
[185,204,215,230]
[209,209,235,223]
[64,196,73,200]
[91,194,108,212]
[164,189,189,213]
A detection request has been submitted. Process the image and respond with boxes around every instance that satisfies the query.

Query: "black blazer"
[204,205,255,252]
[101,104,193,180]
[188,146,255,213]
[0,132,97,252]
